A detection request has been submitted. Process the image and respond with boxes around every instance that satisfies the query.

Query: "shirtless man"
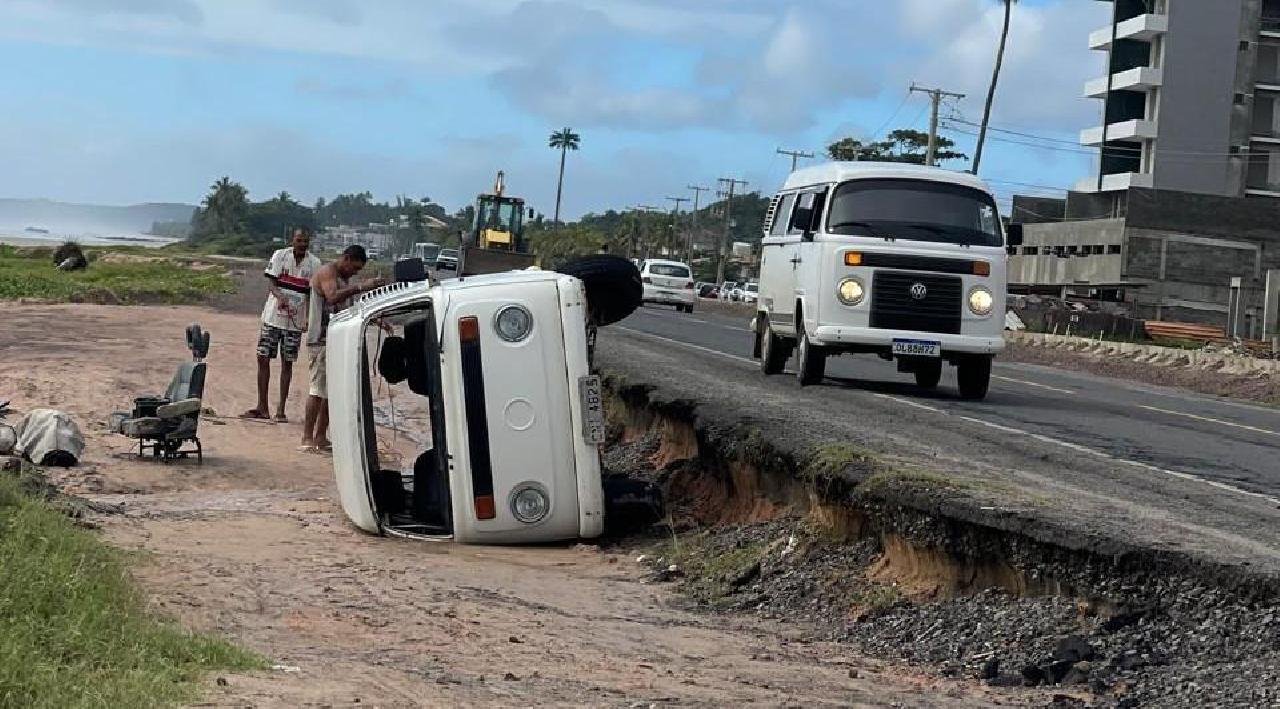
[300,245,383,450]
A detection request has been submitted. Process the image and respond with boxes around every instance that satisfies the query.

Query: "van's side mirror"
[1006,224,1024,248]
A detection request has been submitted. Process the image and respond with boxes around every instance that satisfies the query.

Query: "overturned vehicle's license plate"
[892,339,941,357]
[579,375,606,443]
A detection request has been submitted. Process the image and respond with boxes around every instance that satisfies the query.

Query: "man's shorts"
[257,324,302,362]
[308,345,327,398]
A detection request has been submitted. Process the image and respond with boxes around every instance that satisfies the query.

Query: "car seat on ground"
[108,324,210,463]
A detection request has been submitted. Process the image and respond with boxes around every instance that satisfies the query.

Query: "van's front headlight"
[510,483,550,523]
[968,286,994,316]
[836,277,865,306]
[493,304,534,342]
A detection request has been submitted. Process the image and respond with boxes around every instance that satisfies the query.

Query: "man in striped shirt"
[242,228,321,422]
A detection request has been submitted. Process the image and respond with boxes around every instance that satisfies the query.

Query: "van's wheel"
[760,320,791,375]
[913,359,943,389]
[795,326,826,386]
[957,355,993,401]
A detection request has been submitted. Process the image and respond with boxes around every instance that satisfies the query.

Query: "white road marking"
[990,375,1075,395]
[1138,405,1280,438]
[872,393,943,413]
[618,327,1280,507]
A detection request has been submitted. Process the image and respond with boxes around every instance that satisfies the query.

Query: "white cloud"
[898,0,1109,132]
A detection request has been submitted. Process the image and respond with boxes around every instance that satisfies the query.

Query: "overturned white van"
[326,270,612,543]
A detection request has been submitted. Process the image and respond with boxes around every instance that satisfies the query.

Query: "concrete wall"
[1153,0,1245,196]
[1124,227,1268,330]
[1009,219,1126,285]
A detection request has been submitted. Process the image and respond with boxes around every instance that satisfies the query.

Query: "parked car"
[753,162,1006,399]
[719,281,738,301]
[639,258,696,313]
[434,248,459,271]
[740,281,759,304]
[326,261,642,543]
[698,283,720,299]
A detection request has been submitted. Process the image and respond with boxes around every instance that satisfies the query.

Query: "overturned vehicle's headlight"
[493,304,534,342]
[510,483,550,523]
[968,286,994,316]
[836,277,865,306]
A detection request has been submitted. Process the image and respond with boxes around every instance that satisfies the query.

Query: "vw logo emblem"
[909,283,928,300]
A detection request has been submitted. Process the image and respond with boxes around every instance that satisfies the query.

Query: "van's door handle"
[790,256,802,267]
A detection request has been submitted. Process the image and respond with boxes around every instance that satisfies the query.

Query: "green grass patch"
[0,245,235,304]
[651,532,769,607]
[0,471,264,708]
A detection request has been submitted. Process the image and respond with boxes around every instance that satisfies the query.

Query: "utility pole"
[776,147,815,172]
[909,82,965,166]
[665,196,690,258]
[686,184,711,264]
[715,178,748,285]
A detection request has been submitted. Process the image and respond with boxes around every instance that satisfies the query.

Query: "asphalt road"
[616,301,1280,502]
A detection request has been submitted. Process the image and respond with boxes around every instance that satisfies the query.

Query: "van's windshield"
[825,179,1003,247]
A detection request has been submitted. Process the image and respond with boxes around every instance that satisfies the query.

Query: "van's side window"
[770,194,796,236]
[787,189,828,235]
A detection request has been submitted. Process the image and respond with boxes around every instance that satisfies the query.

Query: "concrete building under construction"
[1007,0,1280,339]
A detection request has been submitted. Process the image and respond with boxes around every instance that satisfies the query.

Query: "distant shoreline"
[0,232,178,248]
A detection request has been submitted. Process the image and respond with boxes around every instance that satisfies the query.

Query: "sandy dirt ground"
[0,303,1029,707]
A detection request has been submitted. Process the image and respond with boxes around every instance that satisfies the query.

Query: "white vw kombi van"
[326,271,607,543]
[754,162,1007,400]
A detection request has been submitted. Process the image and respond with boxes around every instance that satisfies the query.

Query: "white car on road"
[640,258,696,313]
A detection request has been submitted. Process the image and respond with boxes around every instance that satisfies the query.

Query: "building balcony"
[1084,66,1163,98]
[1074,172,1154,193]
[1080,119,1158,146]
[1088,14,1169,50]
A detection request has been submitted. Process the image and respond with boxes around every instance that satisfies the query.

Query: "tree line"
[186,177,466,257]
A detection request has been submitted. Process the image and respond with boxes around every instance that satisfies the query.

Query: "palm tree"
[548,127,581,224]
[202,176,248,235]
[971,0,1017,175]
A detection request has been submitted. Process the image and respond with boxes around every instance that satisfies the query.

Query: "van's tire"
[913,359,943,389]
[760,320,791,375]
[957,355,993,401]
[555,255,642,326]
[795,326,826,386]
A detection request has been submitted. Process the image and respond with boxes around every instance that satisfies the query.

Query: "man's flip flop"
[297,444,318,452]
[239,410,270,420]
[274,414,288,423]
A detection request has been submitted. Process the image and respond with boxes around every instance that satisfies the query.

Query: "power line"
[871,90,913,139]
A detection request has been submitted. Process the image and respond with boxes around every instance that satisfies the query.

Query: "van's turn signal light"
[474,494,496,520]
[459,316,480,343]
[843,252,863,266]
[972,261,991,277]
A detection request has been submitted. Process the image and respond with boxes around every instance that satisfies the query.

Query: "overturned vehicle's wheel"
[556,255,643,327]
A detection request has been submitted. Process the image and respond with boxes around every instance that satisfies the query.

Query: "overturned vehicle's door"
[327,282,452,538]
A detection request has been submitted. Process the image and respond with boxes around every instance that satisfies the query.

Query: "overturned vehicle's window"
[825,179,1003,247]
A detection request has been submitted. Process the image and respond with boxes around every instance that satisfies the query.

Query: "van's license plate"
[892,339,941,358]
[579,375,606,444]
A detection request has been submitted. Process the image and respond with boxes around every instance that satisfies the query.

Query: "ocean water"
[0,228,177,248]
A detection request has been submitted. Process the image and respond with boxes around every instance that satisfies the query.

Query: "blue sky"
[0,0,1109,218]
